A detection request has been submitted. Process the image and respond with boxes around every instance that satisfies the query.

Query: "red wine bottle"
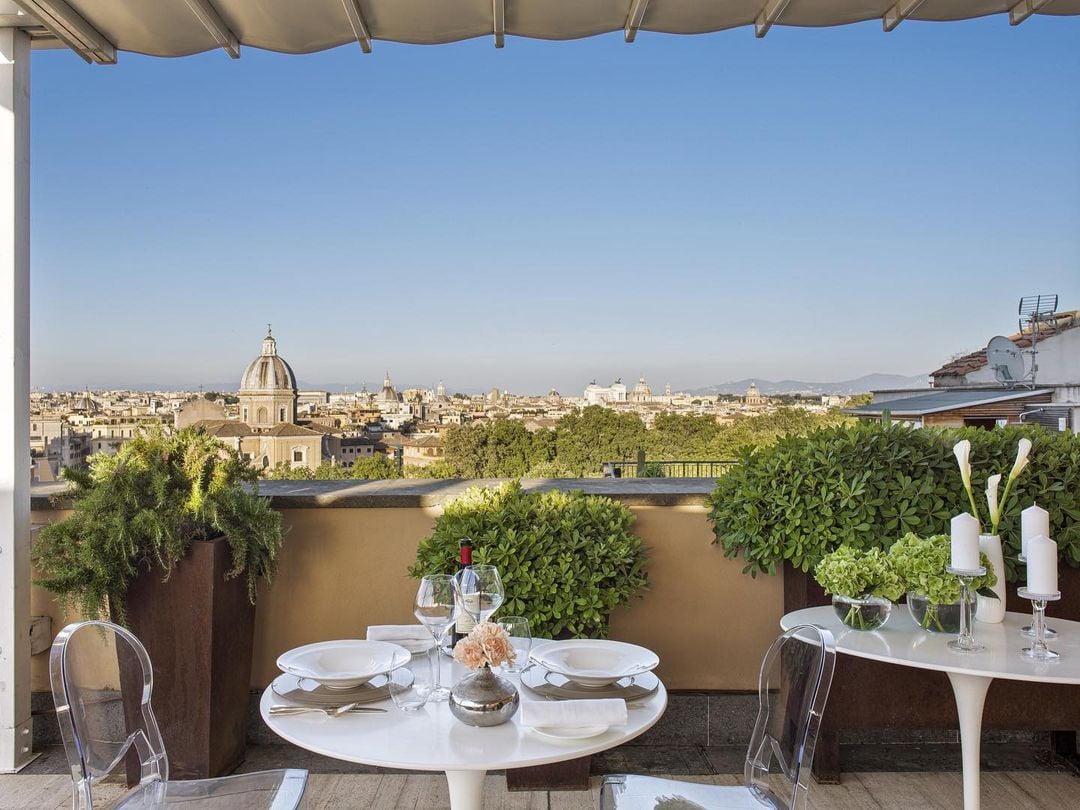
[450,538,474,648]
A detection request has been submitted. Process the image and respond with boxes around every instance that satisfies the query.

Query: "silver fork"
[268,702,385,717]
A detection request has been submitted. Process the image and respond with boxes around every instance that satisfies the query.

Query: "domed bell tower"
[239,326,299,429]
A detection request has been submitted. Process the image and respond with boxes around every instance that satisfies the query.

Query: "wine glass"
[497,616,531,674]
[413,574,459,701]
[455,564,505,625]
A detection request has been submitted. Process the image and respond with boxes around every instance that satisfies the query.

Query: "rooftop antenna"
[1016,294,1058,388]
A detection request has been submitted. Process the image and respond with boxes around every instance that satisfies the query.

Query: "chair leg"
[811,728,841,784]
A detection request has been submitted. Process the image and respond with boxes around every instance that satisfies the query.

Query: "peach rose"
[452,621,517,669]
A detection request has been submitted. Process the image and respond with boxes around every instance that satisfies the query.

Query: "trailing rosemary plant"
[34,427,285,624]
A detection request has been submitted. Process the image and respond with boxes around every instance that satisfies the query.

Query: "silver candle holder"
[946,565,986,654]
[1018,554,1058,639]
[1017,587,1061,662]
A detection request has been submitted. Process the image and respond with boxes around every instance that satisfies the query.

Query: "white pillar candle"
[1026,534,1058,595]
[1021,504,1050,559]
[951,512,981,571]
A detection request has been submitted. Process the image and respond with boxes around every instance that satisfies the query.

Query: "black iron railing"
[601,457,737,479]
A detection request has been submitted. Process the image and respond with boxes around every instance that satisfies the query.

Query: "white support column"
[0,25,32,775]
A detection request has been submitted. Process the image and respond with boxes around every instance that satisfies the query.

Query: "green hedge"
[409,482,648,638]
[707,422,1080,580]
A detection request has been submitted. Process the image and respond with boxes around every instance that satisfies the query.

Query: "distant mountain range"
[690,373,929,397]
[38,373,929,397]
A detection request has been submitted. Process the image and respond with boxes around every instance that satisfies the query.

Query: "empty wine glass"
[455,564,505,625]
[413,574,460,701]
[497,616,531,674]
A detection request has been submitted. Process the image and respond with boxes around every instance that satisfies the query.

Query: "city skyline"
[27,19,1080,391]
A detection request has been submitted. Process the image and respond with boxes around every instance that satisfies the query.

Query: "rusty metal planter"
[124,536,255,781]
[784,563,1080,782]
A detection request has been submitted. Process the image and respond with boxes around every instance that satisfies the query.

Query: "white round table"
[782,606,1080,810]
[260,654,667,810]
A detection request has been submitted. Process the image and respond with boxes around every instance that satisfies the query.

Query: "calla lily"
[985,474,1002,528]
[1009,438,1032,481]
[953,440,980,523]
[993,438,1034,534]
[953,440,972,486]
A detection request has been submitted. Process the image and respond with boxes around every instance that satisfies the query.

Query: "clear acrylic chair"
[600,624,837,810]
[50,620,307,809]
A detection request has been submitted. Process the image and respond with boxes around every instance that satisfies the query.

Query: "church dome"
[376,372,400,403]
[72,389,100,414]
[240,330,297,392]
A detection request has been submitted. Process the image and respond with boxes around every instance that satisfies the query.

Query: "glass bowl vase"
[831,594,892,631]
[907,591,975,634]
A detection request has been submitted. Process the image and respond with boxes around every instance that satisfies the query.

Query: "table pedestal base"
[446,769,486,810]
[947,672,992,810]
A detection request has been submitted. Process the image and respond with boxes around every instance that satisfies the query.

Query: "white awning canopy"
[4,0,1079,64]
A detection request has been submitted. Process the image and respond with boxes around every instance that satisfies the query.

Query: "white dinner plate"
[521,665,659,701]
[277,640,410,689]
[270,672,406,706]
[530,724,609,741]
[529,640,659,688]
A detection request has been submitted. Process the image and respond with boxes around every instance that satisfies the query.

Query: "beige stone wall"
[30,501,783,693]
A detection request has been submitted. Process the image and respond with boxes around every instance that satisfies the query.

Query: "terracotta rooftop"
[930,310,1078,379]
[265,423,325,437]
[193,419,252,438]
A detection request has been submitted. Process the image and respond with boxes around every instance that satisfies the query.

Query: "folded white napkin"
[518,698,628,729]
[366,625,432,642]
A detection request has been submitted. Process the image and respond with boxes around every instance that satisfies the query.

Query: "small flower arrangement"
[815,546,904,629]
[954,437,1032,535]
[452,621,516,670]
[889,533,998,631]
[814,546,904,603]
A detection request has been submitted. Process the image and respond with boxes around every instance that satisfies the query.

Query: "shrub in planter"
[34,427,284,621]
[409,482,648,638]
[707,422,1080,580]
[34,427,286,779]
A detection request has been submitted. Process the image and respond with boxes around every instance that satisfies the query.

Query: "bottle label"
[456,592,479,634]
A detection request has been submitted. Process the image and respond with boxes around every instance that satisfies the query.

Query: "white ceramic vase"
[975,533,1006,624]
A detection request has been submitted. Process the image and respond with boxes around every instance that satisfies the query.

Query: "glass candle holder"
[1017,587,1061,662]
[946,566,986,654]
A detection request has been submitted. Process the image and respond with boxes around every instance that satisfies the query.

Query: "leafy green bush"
[708,422,1080,579]
[34,428,285,623]
[409,482,648,637]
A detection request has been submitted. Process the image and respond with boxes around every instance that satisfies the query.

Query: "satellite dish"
[986,336,1025,385]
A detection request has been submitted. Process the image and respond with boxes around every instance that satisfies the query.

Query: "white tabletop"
[782,606,1080,684]
[259,659,667,772]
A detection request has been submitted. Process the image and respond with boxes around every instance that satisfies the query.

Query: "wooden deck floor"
[2,771,1078,809]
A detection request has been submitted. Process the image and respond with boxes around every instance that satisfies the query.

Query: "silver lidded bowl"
[449,665,519,727]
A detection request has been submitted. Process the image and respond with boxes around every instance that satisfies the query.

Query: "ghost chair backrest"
[50,620,169,809]
[744,623,837,810]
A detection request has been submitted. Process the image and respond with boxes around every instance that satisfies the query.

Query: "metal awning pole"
[0,25,33,774]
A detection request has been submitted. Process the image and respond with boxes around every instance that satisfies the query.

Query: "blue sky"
[28,17,1080,393]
